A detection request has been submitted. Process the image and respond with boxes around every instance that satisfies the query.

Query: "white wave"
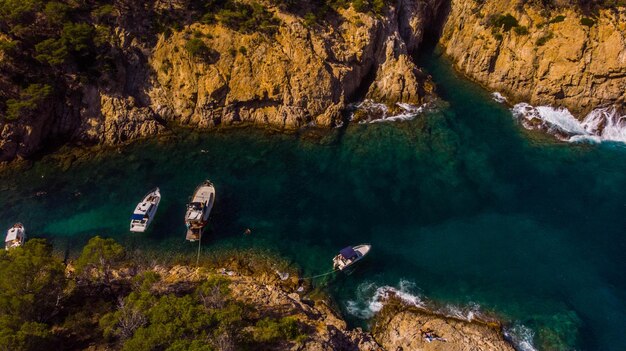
[511,103,626,144]
[503,323,538,351]
[345,279,425,319]
[492,92,508,103]
[346,280,539,351]
[440,301,482,322]
[349,99,426,124]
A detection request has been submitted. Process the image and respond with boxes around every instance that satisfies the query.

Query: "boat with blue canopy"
[333,244,371,271]
[130,188,161,232]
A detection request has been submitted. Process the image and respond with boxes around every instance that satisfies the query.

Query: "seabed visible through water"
[2,49,626,351]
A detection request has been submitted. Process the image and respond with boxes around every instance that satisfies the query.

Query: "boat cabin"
[5,224,25,250]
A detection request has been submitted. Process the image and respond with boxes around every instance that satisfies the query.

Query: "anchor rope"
[299,269,338,280]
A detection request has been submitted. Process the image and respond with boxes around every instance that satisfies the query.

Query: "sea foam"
[492,92,508,103]
[503,323,539,351]
[349,100,427,123]
[345,279,425,319]
[511,103,626,144]
[346,280,538,351]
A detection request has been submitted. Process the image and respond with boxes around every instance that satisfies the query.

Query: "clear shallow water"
[2,51,626,350]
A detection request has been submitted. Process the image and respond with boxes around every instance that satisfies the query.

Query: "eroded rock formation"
[372,299,516,351]
[0,0,439,163]
[440,1,626,116]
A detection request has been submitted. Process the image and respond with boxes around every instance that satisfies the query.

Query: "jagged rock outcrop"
[372,300,515,351]
[148,2,436,130]
[150,265,382,351]
[0,0,438,164]
[440,1,626,116]
[76,89,163,144]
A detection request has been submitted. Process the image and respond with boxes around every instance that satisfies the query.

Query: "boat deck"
[192,186,214,204]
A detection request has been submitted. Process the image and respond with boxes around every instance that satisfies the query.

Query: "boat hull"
[185,180,215,241]
[5,223,26,250]
[130,188,161,232]
[333,244,371,271]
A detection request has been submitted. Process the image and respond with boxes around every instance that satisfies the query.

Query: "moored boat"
[333,244,371,271]
[5,223,26,250]
[130,188,161,232]
[185,180,216,241]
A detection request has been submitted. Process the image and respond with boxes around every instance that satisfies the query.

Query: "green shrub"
[35,38,68,65]
[352,0,368,12]
[303,12,317,27]
[216,2,279,34]
[5,84,53,120]
[580,17,595,27]
[489,13,519,32]
[43,2,70,26]
[100,276,243,350]
[92,4,115,22]
[0,39,17,55]
[0,239,66,321]
[252,316,306,343]
[75,236,125,284]
[185,38,209,57]
[549,15,566,24]
[62,22,95,53]
[238,46,247,55]
[514,25,529,35]
[536,32,553,46]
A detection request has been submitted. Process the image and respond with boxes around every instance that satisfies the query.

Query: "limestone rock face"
[440,0,626,116]
[373,304,515,351]
[148,3,436,130]
[1,1,441,163]
[366,36,433,106]
[365,1,439,107]
[75,87,163,145]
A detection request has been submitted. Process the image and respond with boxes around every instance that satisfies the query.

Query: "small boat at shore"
[130,188,161,232]
[333,244,371,271]
[185,180,215,242]
[5,223,26,250]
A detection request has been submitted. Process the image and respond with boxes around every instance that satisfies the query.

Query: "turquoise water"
[2,51,626,350]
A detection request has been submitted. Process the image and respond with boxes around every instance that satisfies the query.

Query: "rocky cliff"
[2,0,625,164]
[440,0,626,116]
[121,264,517,351]
[372,298,516,351]
[0,0,439,163]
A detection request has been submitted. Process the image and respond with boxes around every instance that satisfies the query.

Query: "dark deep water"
[1,50,626,350]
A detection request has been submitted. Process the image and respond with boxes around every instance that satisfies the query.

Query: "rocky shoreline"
[2,0,625,163]
[105,254,520,351]
[0,235,520,350]
[440,0,625,117]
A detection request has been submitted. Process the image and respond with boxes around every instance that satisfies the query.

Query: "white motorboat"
[333,244,371,271]
[185,180,215,241]
[5,223,25,250]
[130,188,161,232]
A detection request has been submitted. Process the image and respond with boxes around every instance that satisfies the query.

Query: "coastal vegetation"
[0,235,308,351]
[0,0,390,122]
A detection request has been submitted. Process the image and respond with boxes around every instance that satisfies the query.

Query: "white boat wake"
[511,103,626,144]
